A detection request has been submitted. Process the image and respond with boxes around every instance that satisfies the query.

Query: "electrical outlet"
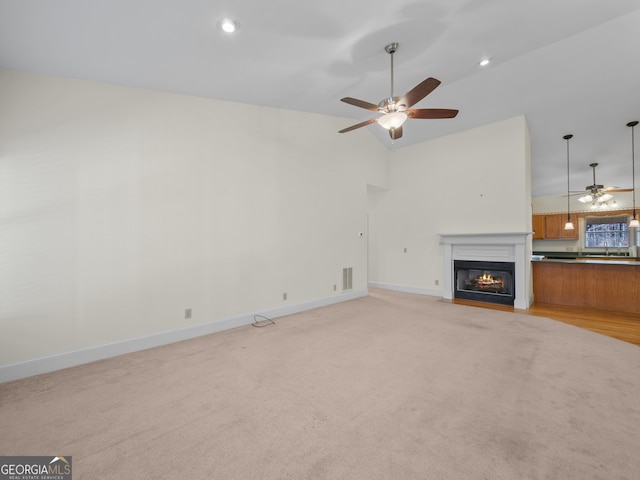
[435,279,439,286]
[185,308,192,319]
[283,292,287,301]
[333,284,337,291]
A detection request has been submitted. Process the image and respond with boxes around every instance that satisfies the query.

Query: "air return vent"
[342,267,353,291]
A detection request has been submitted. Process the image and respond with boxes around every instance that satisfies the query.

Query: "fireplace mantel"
[439,232,533,309]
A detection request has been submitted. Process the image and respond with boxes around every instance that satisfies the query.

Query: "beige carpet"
[1,288,639,479]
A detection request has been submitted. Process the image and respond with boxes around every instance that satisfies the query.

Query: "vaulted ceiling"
[1,0,639,197]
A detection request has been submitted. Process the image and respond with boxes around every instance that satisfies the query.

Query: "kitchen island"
[532,257,640,313]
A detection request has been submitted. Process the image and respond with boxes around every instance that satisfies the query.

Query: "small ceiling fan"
[574,162,632,205]
[339,43,458,140]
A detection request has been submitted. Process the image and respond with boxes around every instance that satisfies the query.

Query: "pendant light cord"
[563,134,573,225]
[631,122,637,220]
[567,139,571,222]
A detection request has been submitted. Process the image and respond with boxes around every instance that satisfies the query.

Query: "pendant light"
[563,134,574,230]
[628,121,639,228]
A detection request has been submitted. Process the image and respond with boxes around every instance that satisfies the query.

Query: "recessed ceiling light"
[218,18,239,33]
[479,58,491,67]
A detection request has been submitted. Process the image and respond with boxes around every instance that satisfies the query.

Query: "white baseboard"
[0,289,368,383]
[368,281,441,298]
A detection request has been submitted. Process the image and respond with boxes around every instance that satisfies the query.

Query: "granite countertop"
[532,257,640,266]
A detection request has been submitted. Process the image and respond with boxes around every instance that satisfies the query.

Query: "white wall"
[533,192,636,214]
[0,69,388,368]
[368,116,531,293]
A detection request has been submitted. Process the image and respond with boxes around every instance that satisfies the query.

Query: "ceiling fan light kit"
[597,193,613,203]
[377,111,407,130]
[339,43,458,140]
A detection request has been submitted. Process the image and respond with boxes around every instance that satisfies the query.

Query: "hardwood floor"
[451,298,640,347]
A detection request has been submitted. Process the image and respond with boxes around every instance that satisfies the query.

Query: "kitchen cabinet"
[532,215,545,240]
[533,210,635,241]
[543,213,578,240]
[532,259,640,314]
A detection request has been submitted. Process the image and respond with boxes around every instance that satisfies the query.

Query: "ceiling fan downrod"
[589,162,603,190]
[384,42,399,109]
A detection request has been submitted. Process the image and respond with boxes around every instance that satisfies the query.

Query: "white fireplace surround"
[439,233,533,309]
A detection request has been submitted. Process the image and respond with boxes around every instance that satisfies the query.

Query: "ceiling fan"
[339,43,458,140]
[574,162,632,205]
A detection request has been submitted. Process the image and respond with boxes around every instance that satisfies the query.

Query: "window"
[584,216,629,248]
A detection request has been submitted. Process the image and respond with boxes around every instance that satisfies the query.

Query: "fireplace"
[454,260,515,305]
[439,233,532,309]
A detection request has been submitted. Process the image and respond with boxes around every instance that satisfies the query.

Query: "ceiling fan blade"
[399,77,441,108]
[338,118,377,134]
[389,126,403,140]
[340,97,379,111]
[606,188,634,193]
[407,108,459,119]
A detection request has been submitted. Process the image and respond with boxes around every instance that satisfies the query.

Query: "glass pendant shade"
[377,111,407,130]
[630,218,640,228]
[564,221,575,230]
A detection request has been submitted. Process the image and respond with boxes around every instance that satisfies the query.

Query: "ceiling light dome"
[377,111,407,130]
[218,18,239,33]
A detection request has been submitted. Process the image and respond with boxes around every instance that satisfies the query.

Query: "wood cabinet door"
[532,215,545,239]
[560,213,578,239]
[542,213,578,240]
[543,214,563,239]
